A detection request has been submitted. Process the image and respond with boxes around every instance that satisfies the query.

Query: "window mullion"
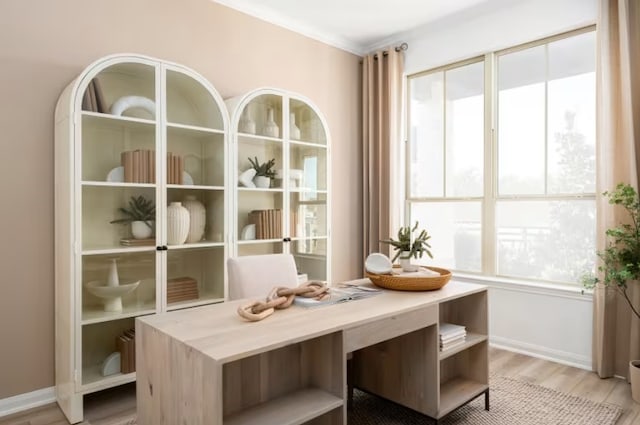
[442,71,447,197]
[483,53,497,276]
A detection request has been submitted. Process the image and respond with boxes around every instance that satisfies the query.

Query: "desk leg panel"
[352,325,439,417]
[136,321,221,425]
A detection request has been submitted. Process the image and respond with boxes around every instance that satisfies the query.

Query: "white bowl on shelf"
[85,280,140,312]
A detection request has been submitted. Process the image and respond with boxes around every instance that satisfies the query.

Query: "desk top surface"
[137,279,486,363]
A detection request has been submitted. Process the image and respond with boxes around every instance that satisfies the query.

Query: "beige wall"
[0,0,362,399]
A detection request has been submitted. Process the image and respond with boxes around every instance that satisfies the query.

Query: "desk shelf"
[224,388,342,425]
[439,332,487,360]
[439,377,488,417]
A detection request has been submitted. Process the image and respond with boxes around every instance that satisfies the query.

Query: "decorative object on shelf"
[582,183,640,403]
[116,328,136,374]
[85,259,141,312]
[100,352,121,377]
[81,78,108,113]
[182,195,206,243]
[380,221,433,272]
[275,169,303,188]
[166,152,185,185]
[110,195,155,240]
[240,223,256,240]
[119,237,154,246]
[290,112,301,140]
[110,95,156,119]
[365,253,393,275]
[248,209,282,239]
[167,276,199,304]
[167,202,190,245]
[120,149,155,183]
[263,107,280,138]
[238,105,256,134]
[238,168,256,188]
[248,156,276,188]
[366,265,451,291]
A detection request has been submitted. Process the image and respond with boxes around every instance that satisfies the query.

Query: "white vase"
[631,360,640,403]
[183,195,205,243]
[290,112,301,140]
[238,105,256,134]
[107,259,119,287]
[167,202,190,245]
[263,108,280,138]
[253,175,271,188]
[131,220,153,239]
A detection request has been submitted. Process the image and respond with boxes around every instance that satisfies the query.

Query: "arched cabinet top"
[57,53,229,132]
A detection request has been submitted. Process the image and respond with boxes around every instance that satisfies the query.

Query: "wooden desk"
[136,280,488,425]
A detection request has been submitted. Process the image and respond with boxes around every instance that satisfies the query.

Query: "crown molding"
[212,0,366,56]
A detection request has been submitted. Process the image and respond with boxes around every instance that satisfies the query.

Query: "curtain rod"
[373,42,409,59]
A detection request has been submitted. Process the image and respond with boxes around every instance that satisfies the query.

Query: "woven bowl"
[366,265,451,291]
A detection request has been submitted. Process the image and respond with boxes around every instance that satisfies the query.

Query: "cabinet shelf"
[439,332,487,360]
[439,378,488,418]
[167,296,224,311]
[167,184,224,191]
[289,139,327,148]
[82,246,157,256]
[224,388,342,425]
[166,241,225,250]
[167,122,225,135]
[81,365,136,394]
[82,181,156,188]
[81,302,156,325]
[237,187,284,193]
[238,133,283,143]
[81,110,155,127]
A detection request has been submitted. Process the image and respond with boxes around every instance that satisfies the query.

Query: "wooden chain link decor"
[237,281,330,321]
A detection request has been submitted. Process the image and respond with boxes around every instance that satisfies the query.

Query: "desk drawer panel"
[344,305,437,352]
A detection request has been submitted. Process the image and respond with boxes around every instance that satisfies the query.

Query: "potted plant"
[110,195,155,239]
[583,183,640,403]
[248,156,276,188]
[381,221,433,272]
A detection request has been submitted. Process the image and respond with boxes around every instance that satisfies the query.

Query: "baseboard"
[490,335,592,371]
[0,387,55,418]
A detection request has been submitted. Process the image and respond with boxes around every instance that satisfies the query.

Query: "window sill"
[452,272,593,301]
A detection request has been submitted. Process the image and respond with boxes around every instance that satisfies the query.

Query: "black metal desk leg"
[485,389,490,411]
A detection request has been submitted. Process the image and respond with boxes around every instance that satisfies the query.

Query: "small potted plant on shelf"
[110,195,155,240]
[248,157,276,188]
[381,221,433,272]
[582,183,640,404]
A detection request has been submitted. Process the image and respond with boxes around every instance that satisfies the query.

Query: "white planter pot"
[399,251,419,272]
[183,195,206,243]
[631,360,640,404]
[131,220,153,239]
[253,175,271,188]
[167,202,190,245]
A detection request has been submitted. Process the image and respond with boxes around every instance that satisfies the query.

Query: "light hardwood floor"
[1,347,639,425]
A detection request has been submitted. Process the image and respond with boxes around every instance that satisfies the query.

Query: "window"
[406,28,596,284]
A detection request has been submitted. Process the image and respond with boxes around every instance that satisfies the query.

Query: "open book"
[293,284,381,308]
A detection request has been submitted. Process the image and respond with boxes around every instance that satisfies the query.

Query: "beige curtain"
[593,0,640,378]
[362,48,404,260]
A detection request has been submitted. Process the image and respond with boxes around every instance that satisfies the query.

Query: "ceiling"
[212,0,515,55]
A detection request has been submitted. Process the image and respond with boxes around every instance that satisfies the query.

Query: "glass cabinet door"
[236,94,286,257]
[288,98,328,281]
[163,67,227,310]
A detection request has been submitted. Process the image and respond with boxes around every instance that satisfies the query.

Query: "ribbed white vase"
[166,202,190,245]
[183,195,206,243]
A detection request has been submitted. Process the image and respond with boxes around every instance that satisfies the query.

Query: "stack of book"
[167,276,199,304]
[439,322,467,352]
[116,328,136,374]
[248,209,282,239]
[121,150,156,183]
[119,238,154,247]
[119,151,184,184]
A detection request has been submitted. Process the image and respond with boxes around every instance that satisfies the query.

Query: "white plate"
[365,253,393,275]
[106,166,193,185]
[241,224,256,240]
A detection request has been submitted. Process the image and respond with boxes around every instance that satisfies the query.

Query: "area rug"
[349,375,623,425]
[116,376,622,425]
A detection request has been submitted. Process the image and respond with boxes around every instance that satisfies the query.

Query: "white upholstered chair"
[227,253,299,300]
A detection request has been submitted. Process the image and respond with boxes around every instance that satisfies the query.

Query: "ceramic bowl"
[85,280,140,299]
[365,253,393,275]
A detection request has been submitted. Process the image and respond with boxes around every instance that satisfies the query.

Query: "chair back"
[227,254,299,300]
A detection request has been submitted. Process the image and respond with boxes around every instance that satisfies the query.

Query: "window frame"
[404,25,596,286]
